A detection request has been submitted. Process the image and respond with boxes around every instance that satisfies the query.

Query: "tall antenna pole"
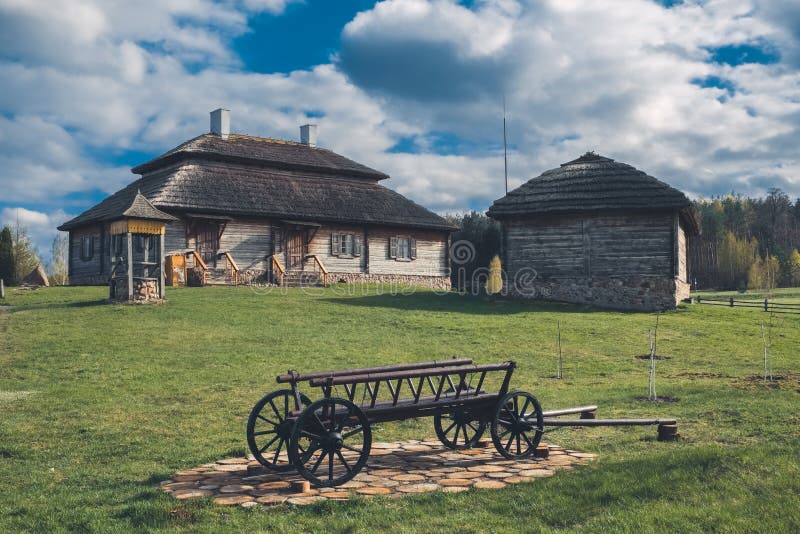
[503,95,508,195]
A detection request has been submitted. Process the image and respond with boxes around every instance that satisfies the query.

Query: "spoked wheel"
[490,391,544,459]
[288,397,371,487]
[434,409,486,449]
[247,389,310,471]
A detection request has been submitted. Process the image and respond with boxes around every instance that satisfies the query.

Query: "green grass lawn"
[1,284,799,533]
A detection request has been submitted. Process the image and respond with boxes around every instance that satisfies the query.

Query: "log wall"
[69,216,451,286]
[68,225,105,285]
[218,218,272,271]
[504,211,686,310]
[307,224,366,273]
[164,218,187,252]
[367,228,449,277]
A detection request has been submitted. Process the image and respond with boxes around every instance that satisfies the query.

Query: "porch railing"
[271,254,285,286]
[307,254,329,286]
[218,250,240,285]
[186,250,208,285]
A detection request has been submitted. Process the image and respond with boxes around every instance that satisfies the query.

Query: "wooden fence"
[696,296,800,315]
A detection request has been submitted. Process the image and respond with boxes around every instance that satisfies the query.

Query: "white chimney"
[300,124,317,147]
[210,108,230,139]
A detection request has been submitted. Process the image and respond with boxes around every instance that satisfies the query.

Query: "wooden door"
[194,222,219,264]
[286,230,306,269]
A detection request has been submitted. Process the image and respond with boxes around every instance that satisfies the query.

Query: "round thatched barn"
[487,153,700,311]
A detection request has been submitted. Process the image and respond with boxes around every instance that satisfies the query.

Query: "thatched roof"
[488,153,700,234]
[132,133,389,180]
[59,135,453,232]
[121,191,178,221]
[59,190,176,230]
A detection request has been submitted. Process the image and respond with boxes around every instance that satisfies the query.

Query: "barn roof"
[58,135,453,231]
[487,152,700,234]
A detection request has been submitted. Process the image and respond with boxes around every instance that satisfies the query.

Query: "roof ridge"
[488,153,698,234]
[227,133,303,146]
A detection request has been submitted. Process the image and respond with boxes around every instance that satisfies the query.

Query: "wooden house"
[487,153,700,310]
[58,110,455,288]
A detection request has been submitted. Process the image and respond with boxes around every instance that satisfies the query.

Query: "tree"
[49,232,69,285]
[0,226,13,285]
[748,255,781,290]
[11,221,40,285]
[764,255,781,290]
[718,231,758,290]
[747,259,764,290]
[789,249,800,287]
[446,211,502,291]
[486,255,503,295]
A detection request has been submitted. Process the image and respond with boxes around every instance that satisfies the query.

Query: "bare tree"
[11,219,39,284]
[49,232,69,285]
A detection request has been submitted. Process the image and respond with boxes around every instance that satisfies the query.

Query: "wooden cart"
[246,358,544,487]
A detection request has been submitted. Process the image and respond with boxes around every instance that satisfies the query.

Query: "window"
[80,235,94,261]
[389,236,416,261]
[331,233,361,257]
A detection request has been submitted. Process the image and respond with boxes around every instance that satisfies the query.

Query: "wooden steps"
[205,268,237,286]
[282,270,323,287]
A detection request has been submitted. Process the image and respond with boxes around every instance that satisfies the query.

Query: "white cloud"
[337,0,800,200]
[0,207,72,261]
[1,0,799,256]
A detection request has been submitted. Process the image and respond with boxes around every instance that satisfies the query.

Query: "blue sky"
[1,0,799,259]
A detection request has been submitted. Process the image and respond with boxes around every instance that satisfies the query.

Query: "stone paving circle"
[161,438,596,508]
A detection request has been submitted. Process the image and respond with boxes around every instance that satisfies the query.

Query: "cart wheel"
[288,397,371,487]
[434,409,486,449]
[247,389,311,471]
[490,391,543,459]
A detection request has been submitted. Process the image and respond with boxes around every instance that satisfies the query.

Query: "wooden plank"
[542,418,676,426]
[126,232,133,300]
[159,233,165,298]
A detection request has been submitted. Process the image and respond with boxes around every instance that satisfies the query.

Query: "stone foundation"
[110,278,163,303]
[507,275,685,311]
[329,273,451,291]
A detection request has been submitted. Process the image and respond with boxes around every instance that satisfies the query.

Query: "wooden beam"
[159,234,165,299]
[126,232,133,301]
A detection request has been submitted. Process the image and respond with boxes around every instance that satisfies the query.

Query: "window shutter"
[389,236,398,259]
[354,234,362,256]
[409,238,417,260]
[331,233,341,256]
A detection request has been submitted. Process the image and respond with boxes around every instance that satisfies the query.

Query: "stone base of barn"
[508,276,688,311]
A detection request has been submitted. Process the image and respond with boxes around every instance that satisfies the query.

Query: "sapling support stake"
[760,322,770,382]
[557,320,563,379]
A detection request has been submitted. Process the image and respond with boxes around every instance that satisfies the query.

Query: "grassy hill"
[1,285,798,532]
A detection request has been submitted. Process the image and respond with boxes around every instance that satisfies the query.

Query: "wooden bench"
[247,359,544,487]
